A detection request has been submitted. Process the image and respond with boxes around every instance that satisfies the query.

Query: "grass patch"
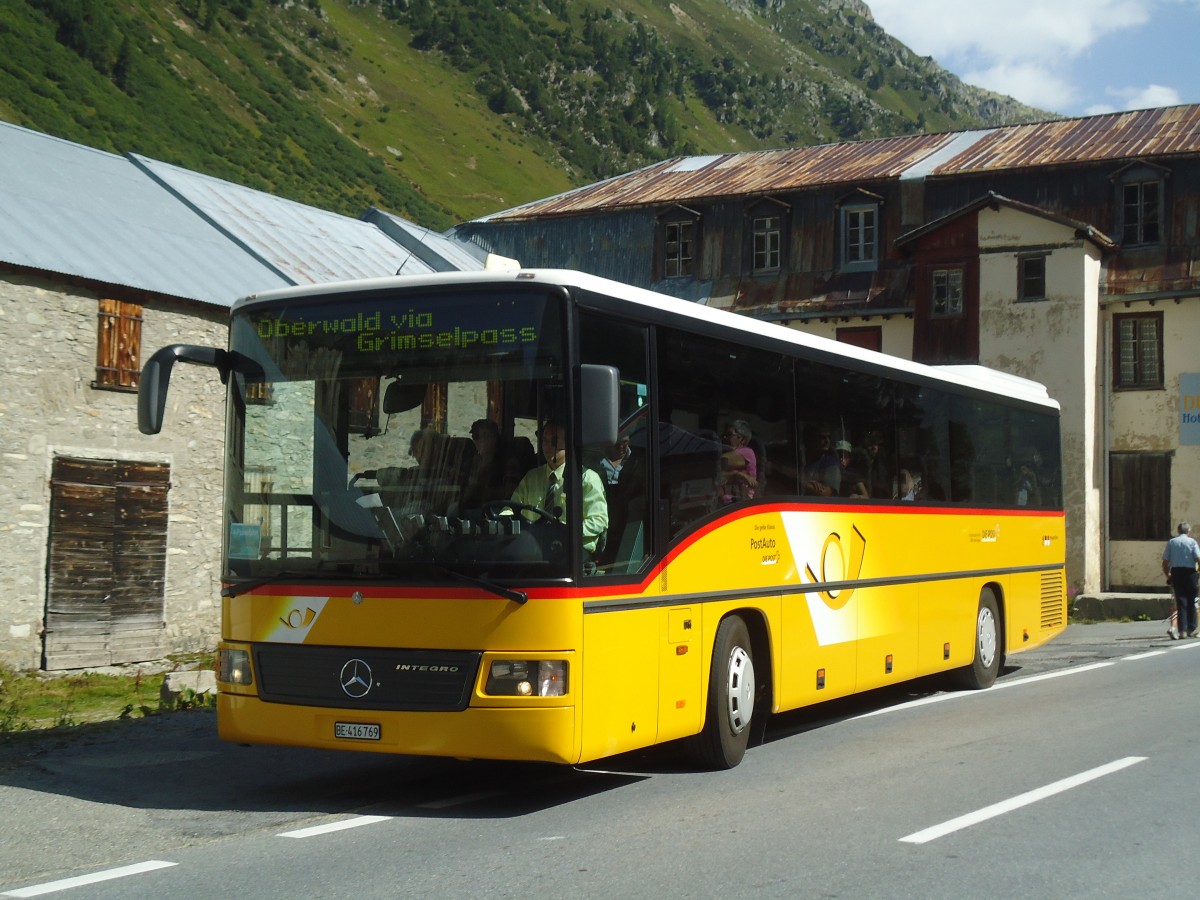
[0,653,216,733]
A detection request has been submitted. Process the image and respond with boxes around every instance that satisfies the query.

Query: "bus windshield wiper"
[221,567,378,598]
[407,563,528,605]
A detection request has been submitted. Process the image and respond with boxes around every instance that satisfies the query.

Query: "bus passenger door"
[658,606,701,742]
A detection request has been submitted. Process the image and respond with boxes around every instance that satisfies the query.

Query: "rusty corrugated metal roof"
[484,105,1200,222]
[933,105,1200,174]
[487,132,958,221]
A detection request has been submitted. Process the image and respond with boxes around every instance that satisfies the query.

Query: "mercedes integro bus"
[139,268,1067,768]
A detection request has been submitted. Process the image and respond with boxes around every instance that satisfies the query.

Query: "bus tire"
[691,614,755,769]
[955,588,1003,689]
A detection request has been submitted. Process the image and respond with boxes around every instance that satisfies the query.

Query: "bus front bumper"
[217,694,578,765]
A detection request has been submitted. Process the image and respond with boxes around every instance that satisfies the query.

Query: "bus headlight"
[218,648,254,685]
[485,660,568,697]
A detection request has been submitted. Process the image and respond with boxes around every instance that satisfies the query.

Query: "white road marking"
[899,756,1146,844]
[1124,650,1168,660]
[278,815,391,838]
[2,861,177,897]
[856,661,1115,718]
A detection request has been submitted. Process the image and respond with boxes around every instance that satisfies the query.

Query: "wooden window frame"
[931,268,964,318]
[95,298,143,391]
[663,219,696,279]
[1120,179,1161,246]
[1113,311,1164,390]
[1018,254,1047,301]
[752,214,782,273]
[841,203,878,272]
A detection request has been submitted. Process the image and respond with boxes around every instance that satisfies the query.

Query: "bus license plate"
[335,722,380,741]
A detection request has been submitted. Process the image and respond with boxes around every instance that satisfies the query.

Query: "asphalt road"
[0,619,1192,899]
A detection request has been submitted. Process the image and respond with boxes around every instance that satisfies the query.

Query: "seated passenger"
[857,430,892,499]
[895,466,923,501]
[836,440,868,499]
[720,419,758,503]
[460,419,511,508]
[805,426,841,496]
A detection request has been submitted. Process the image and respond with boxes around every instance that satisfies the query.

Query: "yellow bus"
[139,268,1066,768]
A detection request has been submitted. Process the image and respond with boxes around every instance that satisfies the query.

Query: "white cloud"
[962,63,1078,113]
[1088,83,1183,116]
[866,0,1158,111]
[868,0,1151,62]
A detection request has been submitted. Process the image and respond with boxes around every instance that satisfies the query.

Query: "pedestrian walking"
[1162,521,1200,639]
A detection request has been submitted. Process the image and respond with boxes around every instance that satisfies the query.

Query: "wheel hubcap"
[977,606,997,668]
[725,646,755,734]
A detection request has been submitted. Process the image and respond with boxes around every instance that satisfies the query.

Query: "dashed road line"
[899,756,1147,844]
[2,861,177,898]
[278,815,392,838]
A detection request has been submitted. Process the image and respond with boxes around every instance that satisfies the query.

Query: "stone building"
[0,122,481,670]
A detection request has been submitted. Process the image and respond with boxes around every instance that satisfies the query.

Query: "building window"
[1018,255,1046,301]
[1109,452,1170,541]
[931,269,963,317]
[841,204,877,271]
[752,215,781,272]
[95,298,142,390]
[663,220,695,278]
[1113,311,1163,390]
[1121,180,1161,245]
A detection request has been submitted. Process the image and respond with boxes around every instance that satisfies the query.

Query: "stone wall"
[0,271,228,670]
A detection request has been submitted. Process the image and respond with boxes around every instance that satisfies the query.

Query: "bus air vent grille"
[253,645,482,711]
[1038,572,1065,630]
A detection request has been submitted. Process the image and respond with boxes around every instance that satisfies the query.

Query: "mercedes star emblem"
[339,658,374,699]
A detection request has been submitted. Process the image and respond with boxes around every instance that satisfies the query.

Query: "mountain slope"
[0,0,1048,229]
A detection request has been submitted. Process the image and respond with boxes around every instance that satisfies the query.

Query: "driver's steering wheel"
[481,501,560,526]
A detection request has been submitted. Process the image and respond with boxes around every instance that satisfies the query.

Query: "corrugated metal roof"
[361,208,487,274]
[134,155,428,288]
[935,104,1200,174]
[1,120,478,309]
[0,121,287,305]
[487,132,956,221]
[481,105,1200,222]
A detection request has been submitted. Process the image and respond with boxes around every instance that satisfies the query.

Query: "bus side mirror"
[579,364,619,448]
[138,344,230,435]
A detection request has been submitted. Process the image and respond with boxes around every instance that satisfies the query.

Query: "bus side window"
[578,312,652,575]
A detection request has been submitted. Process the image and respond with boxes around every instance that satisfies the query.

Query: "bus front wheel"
[691,615,755,769]
[955,588,1003,690]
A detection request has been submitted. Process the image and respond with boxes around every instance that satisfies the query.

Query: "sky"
[866,0,1199,118]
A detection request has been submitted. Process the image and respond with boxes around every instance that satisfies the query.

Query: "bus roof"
[236,268,1059,412]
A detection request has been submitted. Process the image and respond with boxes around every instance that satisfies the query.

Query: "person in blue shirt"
[1162,521,1200,638]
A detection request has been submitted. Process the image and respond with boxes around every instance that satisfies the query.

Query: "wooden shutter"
[44,458,169,669]
[96,299,143,389]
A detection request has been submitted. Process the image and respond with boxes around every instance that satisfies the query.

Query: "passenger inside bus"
[854,430,892,499]
[458,418,532,510]
[895,464,923,501]
[805,426,841,496]
[720,419,758,503]
[836,440,868,499]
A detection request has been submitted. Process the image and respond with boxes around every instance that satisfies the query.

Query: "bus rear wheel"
[954,588,1003,689]
[690,615,755,769]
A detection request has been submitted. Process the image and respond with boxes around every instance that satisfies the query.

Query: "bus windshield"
[224,286,570,584]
